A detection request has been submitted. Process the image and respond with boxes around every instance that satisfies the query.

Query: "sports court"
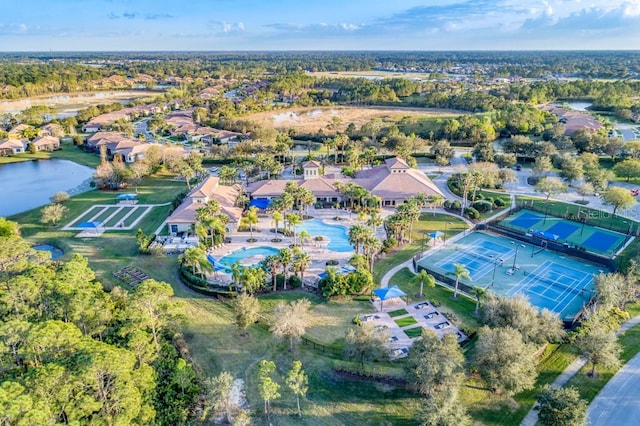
[418,231,604,321]
[499,208,627,256]
[62,204,155,233]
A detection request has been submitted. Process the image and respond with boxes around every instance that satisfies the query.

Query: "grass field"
[404,327,423,339]
[388,309,409,318]
[243,105,461,134]
[394,317,418,328]
[122,206,150,227]
[373,213,469,285]
[92,206,120,223]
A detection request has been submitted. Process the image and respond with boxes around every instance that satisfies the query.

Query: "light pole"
[489,255,502,288]
[444,221,452,246]
[511,241,525,269]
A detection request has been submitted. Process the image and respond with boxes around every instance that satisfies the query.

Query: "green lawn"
[0,151,50,164]
[404,327,423,339]
[394,317,418,328]
[373,213,469,284]
[182,290,421,425]
[388,308,409,318]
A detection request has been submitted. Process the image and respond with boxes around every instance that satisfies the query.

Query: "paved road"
[587,352,640,425]
[620,128,637,142]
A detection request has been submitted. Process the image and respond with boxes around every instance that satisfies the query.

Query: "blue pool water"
[297,219,353,252]
[218,246,280,268]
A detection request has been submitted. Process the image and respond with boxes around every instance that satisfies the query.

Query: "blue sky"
[2,0,640,50]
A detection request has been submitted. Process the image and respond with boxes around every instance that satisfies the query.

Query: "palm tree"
[450,263,471,299]
[348,224,369,255]
[278,248,293,290]
[299,230,311,249]
[366,211,383,231]
[363,236,382,272]
[414,269,435,298]
[242,207,259,240]
[264,255,280,291]
[180,245,211,278]
[286,213,301,246]
[471,286,486,315]
[292,250,311,281]
[231,261,242,290]
[272,210,283,236]
[429,194,444,217]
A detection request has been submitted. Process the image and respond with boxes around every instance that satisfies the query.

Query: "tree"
[573,323,621,377]
[179,245,210,277]
[272,210,283,236]
[480,293,565,345]
[257,360,280,420]
[414,270,435,298]
[431,139,455,167]
[418,388,471,426]
[576,182,595,201]
[344,323,389,370]
[602,187,637,215]
[40,203,68,227]
[286,360,308,418]
[533,156,553,176]
[558,156,583,185]
[203,371,235,424]
[535,385,587,426]
[277,248,293,290]
[535,177,568,202]
[407,330,465,397]
[233,294,260,337]
[613,158,640,182]
[270,299,311,352]
[474,326,537,395]
[471,286,486,315]
[241,207,259,240]
[450,263,471,299]
[128,280,181,347]
[49,191,70,204]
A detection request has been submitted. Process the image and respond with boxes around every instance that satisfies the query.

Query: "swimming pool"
[297,218,353,253]
[218,246,280,268]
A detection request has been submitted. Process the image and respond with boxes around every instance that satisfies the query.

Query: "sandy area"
[243,105,461,133]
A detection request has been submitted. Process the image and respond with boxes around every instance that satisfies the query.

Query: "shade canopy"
[116,193,138,200]
[428,231,444,239]
[373,285,407,301]
[77,221,102,228]
[249,198,270,209]
[532,230,559,241]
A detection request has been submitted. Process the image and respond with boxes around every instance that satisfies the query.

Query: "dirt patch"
[243,106,461,134]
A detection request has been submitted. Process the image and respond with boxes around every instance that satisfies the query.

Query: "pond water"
[555,101,592,111]
[1,159,94,217]
[33,244,63,260]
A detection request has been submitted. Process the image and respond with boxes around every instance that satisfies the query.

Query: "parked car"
[514,165,522,171]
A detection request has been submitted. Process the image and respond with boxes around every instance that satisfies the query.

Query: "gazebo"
[116,194,138,204]
[373,285,408,311]
[428,231,444,245]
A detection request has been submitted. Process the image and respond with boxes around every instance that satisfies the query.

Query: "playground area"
[418,231,605,321]
[499,208,628,257]
[62,204,156,235]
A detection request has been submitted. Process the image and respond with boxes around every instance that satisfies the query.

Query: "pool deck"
[204,207,389,286]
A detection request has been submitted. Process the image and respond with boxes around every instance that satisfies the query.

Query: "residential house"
[8,124,34,139]
[540,105,603,136]
[246,157,444,207]
[30,136,61,152]
[165,175,243,234]
[0,139,26,156]
[40,123,65,138]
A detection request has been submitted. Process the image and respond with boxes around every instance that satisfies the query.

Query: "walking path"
[520,315,640,426]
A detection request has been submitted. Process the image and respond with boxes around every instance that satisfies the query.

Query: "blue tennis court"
[507,260,594,317]
[583,232,622,253]
[436,240,514,281]
[545,222,579,239]
[509,212,543,230]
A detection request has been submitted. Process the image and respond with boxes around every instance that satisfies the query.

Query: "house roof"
[167,176,243,225]
[8,124,32,134]
[31,136,60,147]
[302,160,321,168]
[384,157,410,169]
[0,139,26,149]
[246,157,443,200]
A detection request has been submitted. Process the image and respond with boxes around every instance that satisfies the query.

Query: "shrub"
[484,197,494,204]
[494,198,506,207]
[431,298,441,307]
[382,237,398,253]
[326,259,339,266]
[464,207,480,219]
[451,200,462,211]
[289,275,302,288]
[472,200,493,213]
[352,315,363,326]
[443,200,452,209]
[470,192,484,201]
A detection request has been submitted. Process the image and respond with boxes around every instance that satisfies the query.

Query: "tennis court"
[418,231,604,321]
[499,209,627,256]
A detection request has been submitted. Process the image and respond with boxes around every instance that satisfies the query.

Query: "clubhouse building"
[246,157,444,207]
